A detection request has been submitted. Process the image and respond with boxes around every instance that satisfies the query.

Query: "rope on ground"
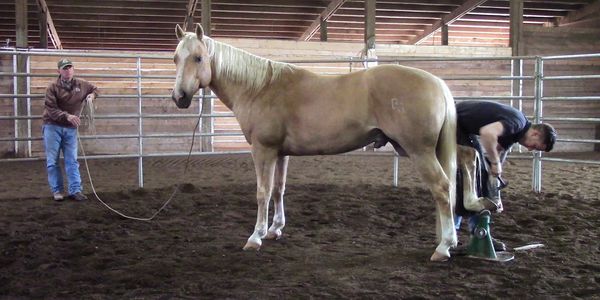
[78,99,201,221]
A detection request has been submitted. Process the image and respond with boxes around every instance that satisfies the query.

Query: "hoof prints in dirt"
[0,154,599,298]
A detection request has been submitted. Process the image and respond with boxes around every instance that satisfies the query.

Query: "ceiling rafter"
[35,0,62,49]
[183,0,199,30]
[558,0,600,25]
[408,0,488,45]
[299,0,347,41]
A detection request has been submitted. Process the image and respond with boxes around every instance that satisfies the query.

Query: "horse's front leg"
[266,155,289,240]
[243,145,278,251]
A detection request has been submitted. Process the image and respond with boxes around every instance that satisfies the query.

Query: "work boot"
[492,238,507,252]
[53,192,65,202]
[70,192,88,201]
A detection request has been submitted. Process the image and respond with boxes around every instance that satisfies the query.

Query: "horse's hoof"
[430,251,450,262]
[265,229,282,240]
[243,241,261,251]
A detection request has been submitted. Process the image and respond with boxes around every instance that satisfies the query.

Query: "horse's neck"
[208,43,278,111]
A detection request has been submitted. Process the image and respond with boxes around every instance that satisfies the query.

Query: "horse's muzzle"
[171,90,192,109]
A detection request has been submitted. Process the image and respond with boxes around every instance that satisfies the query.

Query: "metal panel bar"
[532,57,543,193]
[137,57,144,188]
[26,55,32,156]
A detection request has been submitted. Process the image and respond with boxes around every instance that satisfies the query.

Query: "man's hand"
[66,114,81,127]
[86,94,95,102]
[489,161,502,177]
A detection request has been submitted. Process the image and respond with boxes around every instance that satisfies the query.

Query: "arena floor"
[1,153,599,298]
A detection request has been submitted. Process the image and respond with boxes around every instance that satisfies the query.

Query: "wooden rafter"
[36,0,62,49]
[299,0,347,41]
[183,0,200,31]
[408,0,487,45]
[558,0,600,26]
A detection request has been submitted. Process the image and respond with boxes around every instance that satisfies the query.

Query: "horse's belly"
[280,129,380,156]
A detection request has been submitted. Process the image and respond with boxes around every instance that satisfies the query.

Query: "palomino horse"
[171,24,458,261]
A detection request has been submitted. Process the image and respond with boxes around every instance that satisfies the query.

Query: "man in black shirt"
[455,101,557,250]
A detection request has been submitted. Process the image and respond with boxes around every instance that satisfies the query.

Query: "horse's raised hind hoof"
[430,251,451,262]
[265,229,282,240]
[243,240,261,251]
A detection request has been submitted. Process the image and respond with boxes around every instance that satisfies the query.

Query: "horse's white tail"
[436,79,457,209]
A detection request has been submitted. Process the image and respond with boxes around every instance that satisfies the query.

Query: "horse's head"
[171,23,212,108]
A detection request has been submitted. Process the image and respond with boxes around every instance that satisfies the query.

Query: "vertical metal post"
[137,57,144,188]
[393,155,399,187]
[26,54,32,156]
[12,52,18,155]
[511,57,524,153]
[532,57,543,193]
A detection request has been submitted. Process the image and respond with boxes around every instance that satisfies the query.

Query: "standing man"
[42,58,98,201]
[455,100,557,250]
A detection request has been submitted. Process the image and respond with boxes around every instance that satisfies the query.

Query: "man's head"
[57,58,74,81]
[520,123,557,152]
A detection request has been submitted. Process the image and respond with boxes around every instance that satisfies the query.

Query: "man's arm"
[44,86,68,123]
[478,121,505,176]
[44,86,81,127]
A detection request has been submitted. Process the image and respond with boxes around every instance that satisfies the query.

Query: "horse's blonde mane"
[200,36,294,94]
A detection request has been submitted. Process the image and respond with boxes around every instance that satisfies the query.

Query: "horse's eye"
[195,56,202,63]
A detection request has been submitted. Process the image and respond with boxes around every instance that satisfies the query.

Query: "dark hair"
[532,123,557,152]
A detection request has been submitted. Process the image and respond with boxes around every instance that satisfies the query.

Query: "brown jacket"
[42,76,98,128]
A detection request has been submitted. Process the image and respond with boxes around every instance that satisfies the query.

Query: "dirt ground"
[1,152,599,299]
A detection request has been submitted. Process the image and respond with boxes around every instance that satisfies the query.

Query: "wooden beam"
[183,0,199,31]
[558,0,600,26]
[364,0,376,49]
[408,0,487,45]
[36,0,62,49]
[299,0,347,41]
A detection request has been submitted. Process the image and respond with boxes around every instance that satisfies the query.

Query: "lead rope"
[78,98,201,221]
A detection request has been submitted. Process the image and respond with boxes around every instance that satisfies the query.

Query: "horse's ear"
[175,24,185,40]
[195,23,205,40]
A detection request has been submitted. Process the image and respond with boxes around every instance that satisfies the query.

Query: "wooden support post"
[15,0,29,157]
[510,0,523,56]
[320,16,328,41]
[364,0,376,50]
[38,4,48,48]
[200,0,213,152]
[201,0,211,36]
[441,23,449,45]
[596,124,600,152]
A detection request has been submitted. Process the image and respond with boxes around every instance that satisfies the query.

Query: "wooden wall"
[1,30,597,157]
[520,26,600,151]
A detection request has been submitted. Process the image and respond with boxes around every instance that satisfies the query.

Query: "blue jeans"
[454,215,479,234]
[43,124,82,195]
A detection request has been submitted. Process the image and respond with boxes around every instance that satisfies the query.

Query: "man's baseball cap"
[57,58,73,69]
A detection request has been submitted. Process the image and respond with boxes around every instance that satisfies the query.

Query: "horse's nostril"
[181,91,187,101]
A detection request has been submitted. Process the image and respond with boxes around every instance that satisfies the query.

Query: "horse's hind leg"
[243,145,278,251]
[266,155,289,240]
[409,151,457,261]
